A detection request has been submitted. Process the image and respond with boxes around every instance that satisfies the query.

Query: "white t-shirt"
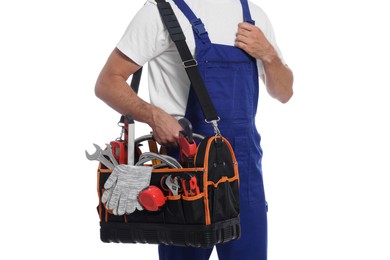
[117,0,284,117]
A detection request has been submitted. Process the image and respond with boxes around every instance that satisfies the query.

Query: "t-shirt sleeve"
[116,1,171,66]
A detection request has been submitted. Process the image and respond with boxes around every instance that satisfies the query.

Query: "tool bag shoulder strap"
[155,0,220,124]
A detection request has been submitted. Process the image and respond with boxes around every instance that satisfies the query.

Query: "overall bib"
[159,0,268,259]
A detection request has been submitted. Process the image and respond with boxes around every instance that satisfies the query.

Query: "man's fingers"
[153,132,179,147]
[235,33,253,51]
[235,34,249,44]
[236,28,250,38]
[235,40,248,51]
[238,22,255,31]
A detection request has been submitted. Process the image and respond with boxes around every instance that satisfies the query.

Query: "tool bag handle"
[155,0,220,123]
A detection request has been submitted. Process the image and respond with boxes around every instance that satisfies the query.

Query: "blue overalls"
[159,0,268,259]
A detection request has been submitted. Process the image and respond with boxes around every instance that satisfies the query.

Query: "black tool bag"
[97,134,240,247]
[96,0,241,248]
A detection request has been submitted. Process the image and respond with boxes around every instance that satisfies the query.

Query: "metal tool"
[125,115,135,166]
[85,143,115,170]
[179,174,200,196]
[162,175,180,196]
[178,118,197,167]
[188,175,200,195]
[179,117,194,143]
[103,143,119,167]
[110,140,127,164]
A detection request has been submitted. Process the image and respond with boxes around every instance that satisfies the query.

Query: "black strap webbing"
[130,67,143,95]
[119,67,143,124]
[156,0,219,121]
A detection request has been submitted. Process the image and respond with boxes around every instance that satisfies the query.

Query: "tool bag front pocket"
[182,193,205,224]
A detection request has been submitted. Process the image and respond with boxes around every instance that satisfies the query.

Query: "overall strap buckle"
[192,19,206,35]
[191,18,210,43]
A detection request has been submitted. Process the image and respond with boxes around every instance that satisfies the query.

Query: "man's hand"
[95,48,184,146]
[235,22,294,103]
[235,22,277,62]
[149,107,183,147]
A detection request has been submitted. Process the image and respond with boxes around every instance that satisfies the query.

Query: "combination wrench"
[85,143,115,170]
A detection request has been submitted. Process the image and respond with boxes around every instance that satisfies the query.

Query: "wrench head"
[103,143,119,166]
[165,176,180,196]
[85,143,103,160]
[102,143,112,157]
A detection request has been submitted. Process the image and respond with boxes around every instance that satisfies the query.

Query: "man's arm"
[235,22,293,103]
[95,48,182,146]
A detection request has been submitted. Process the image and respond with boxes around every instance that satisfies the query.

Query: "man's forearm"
[262,51,294,103]
[95,72,182,146]
[95,48,183,146]
[235,22,293,103]
[95,73,158,125]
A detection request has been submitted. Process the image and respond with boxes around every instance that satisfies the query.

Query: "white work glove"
[101,164,152,215]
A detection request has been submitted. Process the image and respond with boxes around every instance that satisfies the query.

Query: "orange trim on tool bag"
[105,205,109,222]
[97,166,103,221]
[101,187,112,222]
[206,175,239,188]
[203,137,216,225]
[222,137,237,164]
[182,192,204,201]
[98,164,113,222]
[166,194,181,200]
[99,168,112,174]
[223,137,240,186]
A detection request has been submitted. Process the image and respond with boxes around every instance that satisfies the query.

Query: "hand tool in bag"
[178,118,197,167]
[179,173,200,197]
[138,185,166,211]
[103,143,119,167]
[85,143,115,170]
[110,140,127,164]
[160,175,181,196]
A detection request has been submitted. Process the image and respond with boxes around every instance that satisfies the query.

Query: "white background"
[1,0,389,259]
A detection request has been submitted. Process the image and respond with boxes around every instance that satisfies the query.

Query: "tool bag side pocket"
[195,136,240,225]
[207,177,239,223]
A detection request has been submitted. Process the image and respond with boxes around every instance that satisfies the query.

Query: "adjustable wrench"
[163,175,180,196]
[85,143,115,170]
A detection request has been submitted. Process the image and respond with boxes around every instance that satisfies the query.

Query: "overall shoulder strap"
[171,0,210,44]
[240,0,255,24]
